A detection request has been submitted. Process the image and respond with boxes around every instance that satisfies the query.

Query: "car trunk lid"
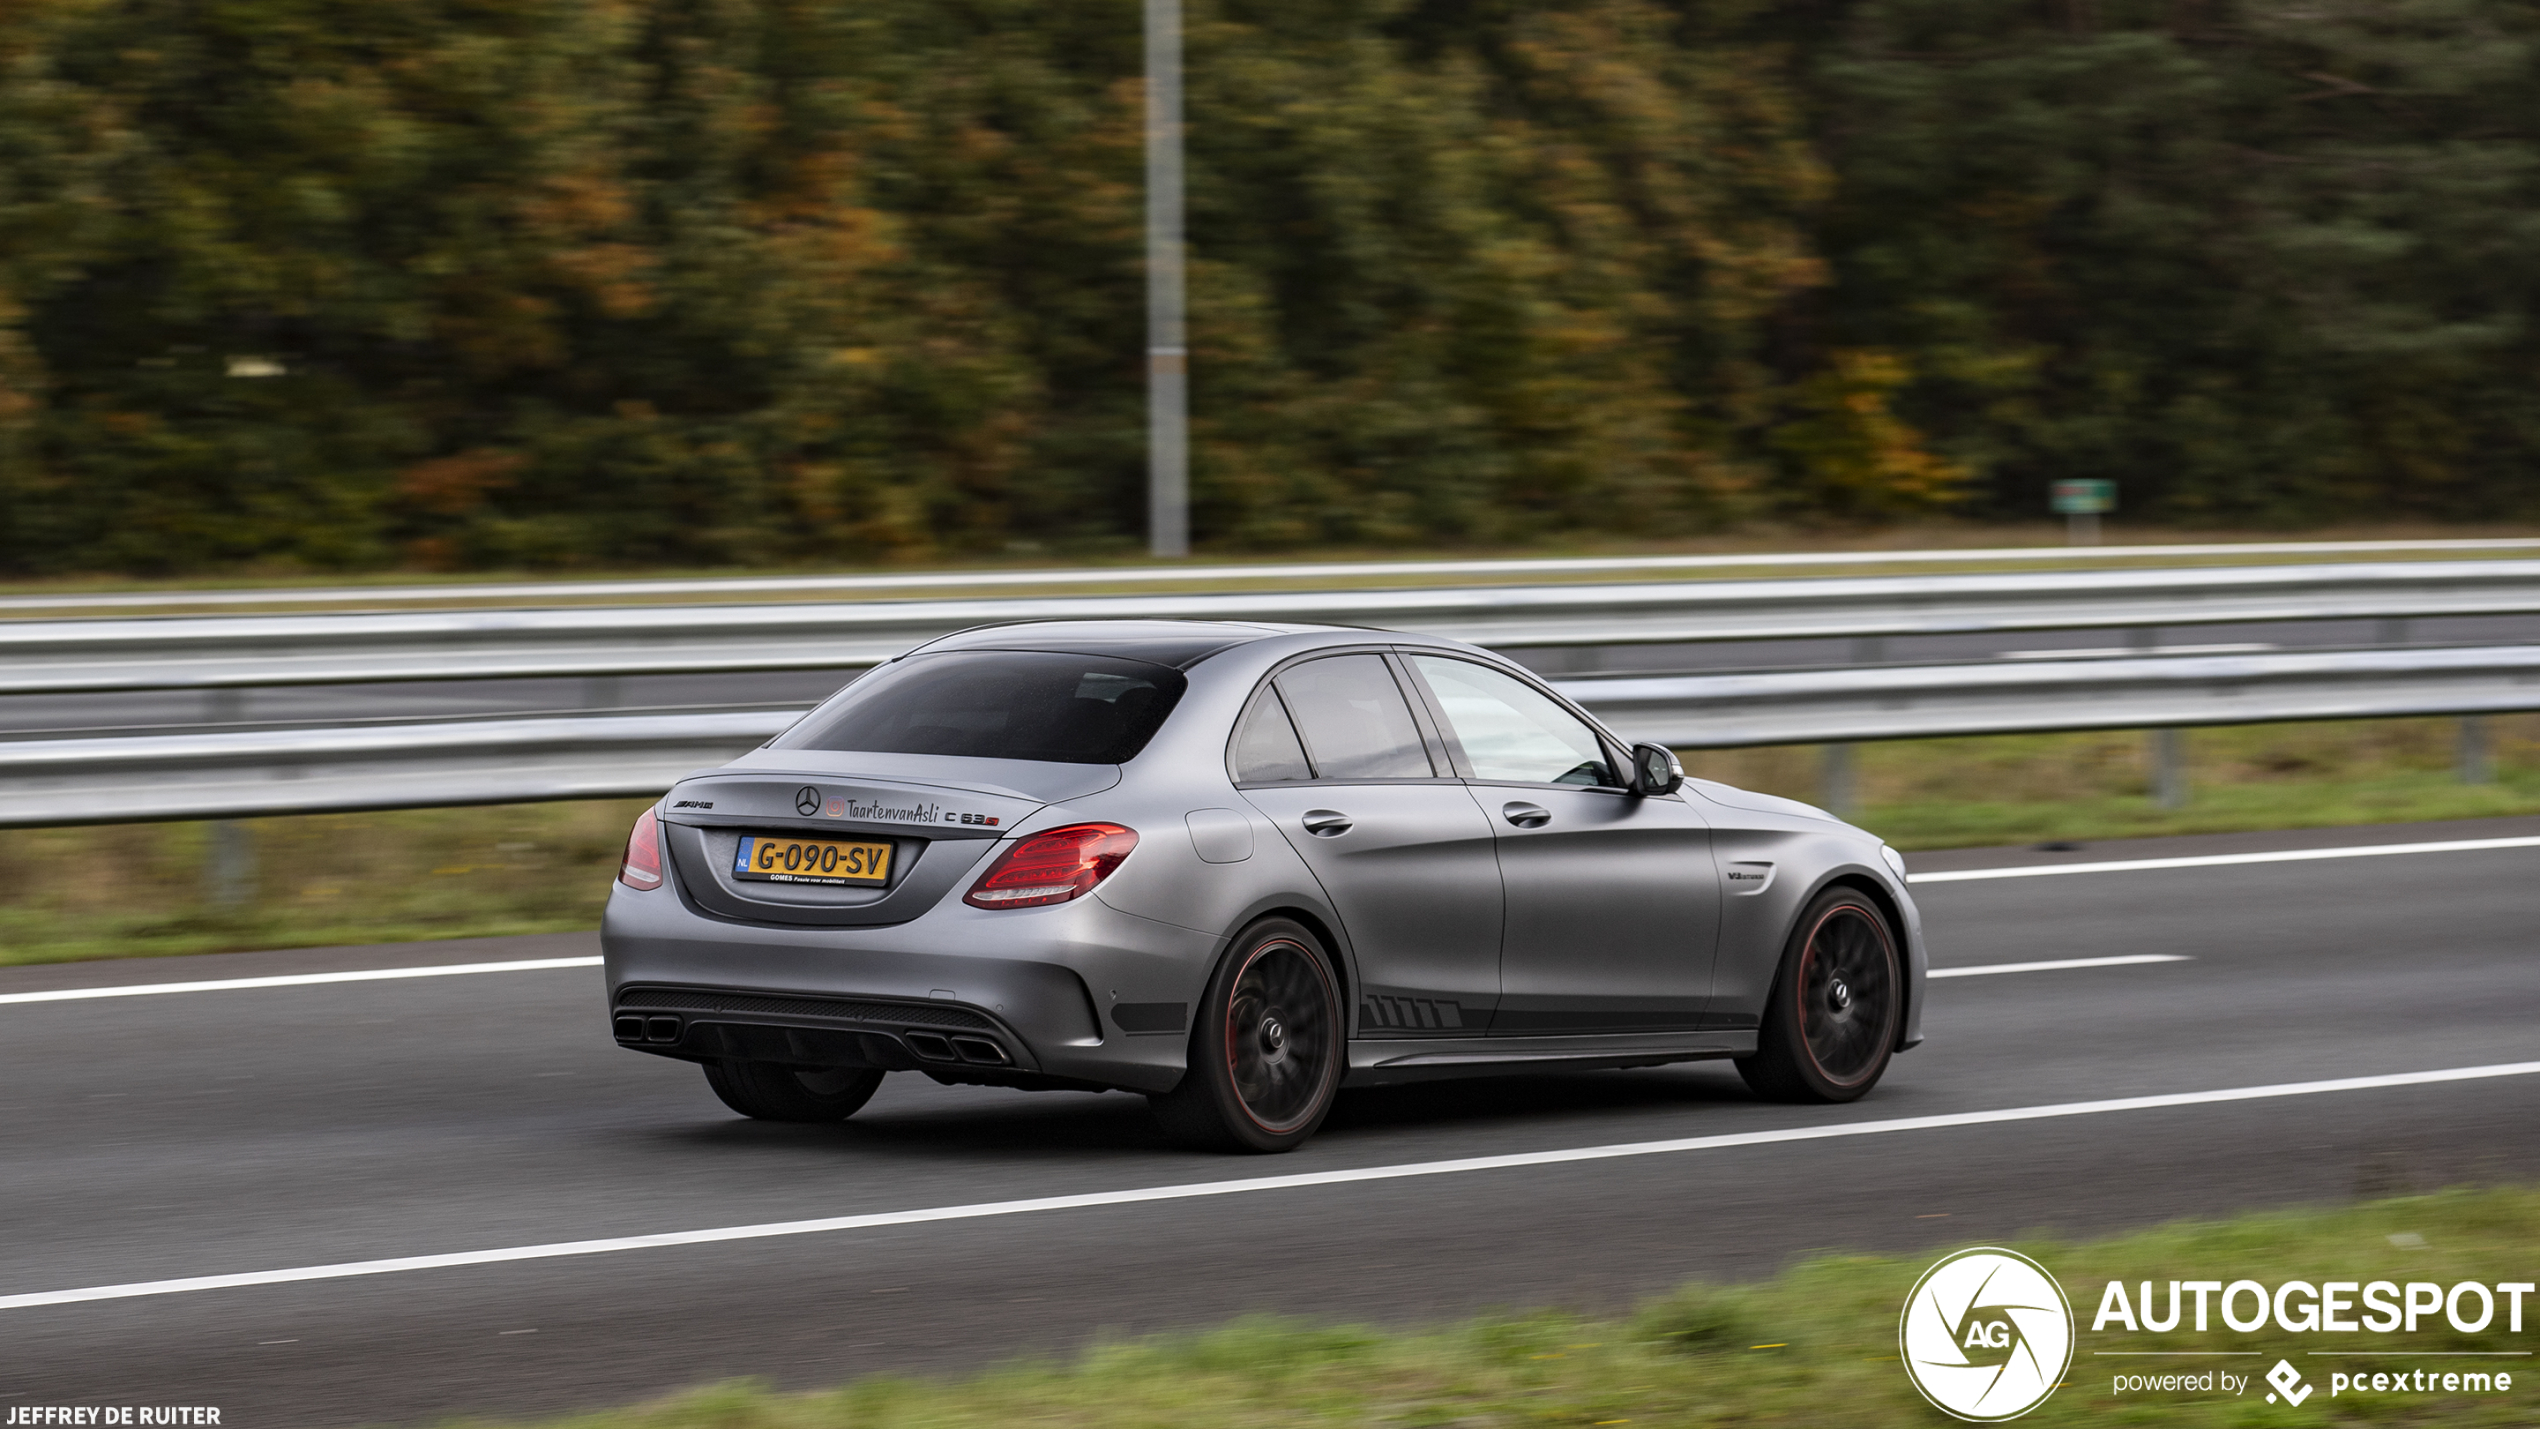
[658,756,1113,927]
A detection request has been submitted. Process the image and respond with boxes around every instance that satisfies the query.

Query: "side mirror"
[1629,742,1683,797]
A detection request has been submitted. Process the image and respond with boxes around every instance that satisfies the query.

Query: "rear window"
[772,651,1186,765]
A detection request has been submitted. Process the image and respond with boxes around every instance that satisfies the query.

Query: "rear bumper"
[600,879,1222,1094]
[610,984,1041,1080]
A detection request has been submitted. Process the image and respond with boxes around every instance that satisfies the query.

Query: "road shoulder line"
[0,956,602,1005]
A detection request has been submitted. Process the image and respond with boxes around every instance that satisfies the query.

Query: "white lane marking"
[1909,835,2540,884]
[1928,955,2188,979]
[6,1059,2535,1314]
[0,957,601,1006]
[6,833,2525,1003]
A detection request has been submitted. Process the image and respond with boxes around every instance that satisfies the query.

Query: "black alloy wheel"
[1738,888,1903,1103]
[1798,903,1896,1085]
[1150,918,1343,1152]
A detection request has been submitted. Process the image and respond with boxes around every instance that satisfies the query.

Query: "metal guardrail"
[10,560,2540,695]
[0,712,792,827]
[8,644,2538,824]
[1567,644,2540,747]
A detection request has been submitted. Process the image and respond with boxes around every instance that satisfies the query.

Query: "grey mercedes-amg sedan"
[602,619,1925,1151]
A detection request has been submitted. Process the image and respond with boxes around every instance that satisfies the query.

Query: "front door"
[1402,654,1722,1036]
[1234,652,1503,1035]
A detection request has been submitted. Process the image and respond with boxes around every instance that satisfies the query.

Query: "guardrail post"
[1820,743,1858,817]
[2458,716,2493,784]
[2149,729,2188,809]
[207,821,256,909]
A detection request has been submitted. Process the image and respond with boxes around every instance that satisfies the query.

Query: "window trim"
[1396,651,1628,793]
[1225,682,1313,787]
[1223,646,1459,789]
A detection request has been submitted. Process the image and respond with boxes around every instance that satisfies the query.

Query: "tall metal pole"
[1144,0,1189,558]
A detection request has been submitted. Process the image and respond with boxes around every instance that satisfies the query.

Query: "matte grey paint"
[600,620,1927,1097]
[1239,781,1504,1024]
[1183,808,1254,863]
[1478,779,1722,1034]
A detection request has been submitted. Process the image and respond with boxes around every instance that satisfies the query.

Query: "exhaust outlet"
[644,1016,683,1044]
[902,1031,957,1062]
[613,1016,648,1042]
[949,1036,1010,1065]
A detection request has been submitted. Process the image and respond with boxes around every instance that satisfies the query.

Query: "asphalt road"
[6,819,2540,1426]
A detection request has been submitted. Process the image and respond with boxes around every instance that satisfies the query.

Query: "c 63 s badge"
[1901,1248,2075,1421]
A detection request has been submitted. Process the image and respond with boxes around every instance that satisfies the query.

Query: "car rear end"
[598,631,1248,1095]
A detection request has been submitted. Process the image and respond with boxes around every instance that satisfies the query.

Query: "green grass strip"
[463,1186,2540,1428]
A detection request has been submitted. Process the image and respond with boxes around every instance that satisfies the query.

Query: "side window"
[1230,687,1313,783]
[1273,654,1436,780]
[1409,656,1615,787]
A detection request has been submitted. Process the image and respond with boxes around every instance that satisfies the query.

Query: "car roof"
[912,619,1344,669]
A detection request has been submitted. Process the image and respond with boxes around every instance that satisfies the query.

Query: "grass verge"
[0,799,648,966]
[491,1185,2540,1428]
[1690,715,2540,850]
[6,716,2540,966]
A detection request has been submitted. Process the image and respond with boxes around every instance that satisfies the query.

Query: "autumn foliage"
[0,0,2529,572]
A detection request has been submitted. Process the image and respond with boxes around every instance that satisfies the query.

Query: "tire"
[1737,886,1903,1104]
[1149,918,1345,1152]
[703,1061,885,1122]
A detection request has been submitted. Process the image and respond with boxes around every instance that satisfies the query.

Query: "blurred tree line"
[0,0,2532,573]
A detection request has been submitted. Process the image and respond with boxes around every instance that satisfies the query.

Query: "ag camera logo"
[1901,1248,2076,1421]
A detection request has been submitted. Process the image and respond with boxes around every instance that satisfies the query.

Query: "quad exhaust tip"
[902,1030,1010,1066]
[611,1014,686,1045]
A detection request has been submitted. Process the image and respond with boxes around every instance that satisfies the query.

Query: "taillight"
[963,823,1138,909]
[619,807,664,889]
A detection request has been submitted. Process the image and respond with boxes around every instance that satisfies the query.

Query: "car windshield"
[771,651,1186,765]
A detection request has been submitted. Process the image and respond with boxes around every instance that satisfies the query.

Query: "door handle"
[1500,801,1551,829]
[1300,809,1353,837]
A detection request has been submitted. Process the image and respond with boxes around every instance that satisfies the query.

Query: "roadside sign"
[2050,479,2116,515]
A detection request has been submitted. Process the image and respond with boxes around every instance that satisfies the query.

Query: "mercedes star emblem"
[794,786,822,817]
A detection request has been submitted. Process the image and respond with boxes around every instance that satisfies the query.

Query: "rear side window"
[774,651,1185,764]
[1269,654,1435,780]
[1230,688,1313,783]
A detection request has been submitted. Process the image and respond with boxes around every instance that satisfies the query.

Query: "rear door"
[1234,652,1503,1035]
[1402,654,1722,1036]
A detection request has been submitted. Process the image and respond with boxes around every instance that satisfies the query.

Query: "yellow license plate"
[732,835,893,886]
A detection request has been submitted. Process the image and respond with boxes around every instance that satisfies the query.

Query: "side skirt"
[1341,1031,1756,1087]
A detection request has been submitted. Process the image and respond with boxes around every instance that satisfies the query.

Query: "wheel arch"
[1238,904,1352,1022]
